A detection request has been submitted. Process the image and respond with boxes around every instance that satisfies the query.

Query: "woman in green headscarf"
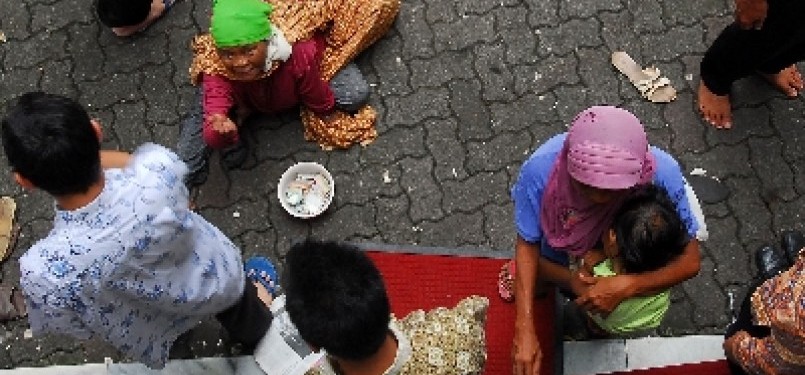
[177,0,399,186]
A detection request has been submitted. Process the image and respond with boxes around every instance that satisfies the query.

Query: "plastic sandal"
[0,197,16,264]
[497,260,516,303]
[612,51,677,103]
[245,256,278,297]
[0,284,26,321]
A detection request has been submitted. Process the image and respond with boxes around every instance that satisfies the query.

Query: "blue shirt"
[20,144,245,368]
[512,133,699,246]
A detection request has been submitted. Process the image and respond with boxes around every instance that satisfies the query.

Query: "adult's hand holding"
[735,0,768,30]
[512,323,542,375]
[569,269,594,297]
[575,273,636,315]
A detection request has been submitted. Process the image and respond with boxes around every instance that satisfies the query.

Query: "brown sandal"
[0,284,26,321]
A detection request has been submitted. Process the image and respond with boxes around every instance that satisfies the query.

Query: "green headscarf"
[211,0,273,48]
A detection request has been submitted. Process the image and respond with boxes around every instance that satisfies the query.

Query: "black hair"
[1,92,101,196]
[612,185,689,274]
[95,0,152,28]
[284,239,391,361]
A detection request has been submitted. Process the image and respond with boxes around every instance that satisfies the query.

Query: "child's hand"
[208,114,238,135]
[581,250,606,275]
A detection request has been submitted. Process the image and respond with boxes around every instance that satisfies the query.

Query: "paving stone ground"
[1,0,804,368]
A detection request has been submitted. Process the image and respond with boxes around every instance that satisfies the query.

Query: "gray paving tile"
[1,0,802,369]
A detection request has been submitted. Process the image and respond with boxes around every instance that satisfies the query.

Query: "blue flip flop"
[245,256,278,297]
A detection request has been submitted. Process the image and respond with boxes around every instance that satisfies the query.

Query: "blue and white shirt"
[20,144,245,368]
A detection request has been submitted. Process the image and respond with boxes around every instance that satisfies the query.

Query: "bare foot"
[253,281,274,307]
[760,65,804,98]
[697,81,733,129]
[111,0,169,37]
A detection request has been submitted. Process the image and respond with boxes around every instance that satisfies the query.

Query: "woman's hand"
[574,273,636,315]
[735,0,768,30]
[208,114,238,135]
[569,269,594,297]
[512,324,542,375]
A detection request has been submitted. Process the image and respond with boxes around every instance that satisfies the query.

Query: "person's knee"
[351,77,370,105]
[336,81,369,113]
[332,65,370,113]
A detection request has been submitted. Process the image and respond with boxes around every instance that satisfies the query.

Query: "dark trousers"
[701,0,805,95]
[725,281,770,375]
[169,279,273,360]
[216,279,274,352]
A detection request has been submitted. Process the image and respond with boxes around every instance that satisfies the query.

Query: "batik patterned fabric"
[306,295,488,375]
[397,295,488,374]
[19,144,245,368]
[734,256,805,374]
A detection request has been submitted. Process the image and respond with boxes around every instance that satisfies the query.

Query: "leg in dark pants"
[216,279,274,353]
[701,0,805,95]
[176,88,211,188]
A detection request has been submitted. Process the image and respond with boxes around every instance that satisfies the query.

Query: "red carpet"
[366,250,556,375]
[607,360,730,375]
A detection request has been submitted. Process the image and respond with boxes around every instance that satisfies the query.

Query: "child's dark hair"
[284,239,390,361]
[95,0,152,28]
[612,185,689,273]
[1,92,101,196]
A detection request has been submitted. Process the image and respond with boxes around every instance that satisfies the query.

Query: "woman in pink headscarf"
[509,106,702,375]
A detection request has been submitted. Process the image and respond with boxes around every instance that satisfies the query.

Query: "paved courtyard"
[1,0,804,369]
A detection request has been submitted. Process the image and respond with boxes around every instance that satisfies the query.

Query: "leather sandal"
[612,51,677,103]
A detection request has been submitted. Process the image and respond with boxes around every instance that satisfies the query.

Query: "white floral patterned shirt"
[19,144,244,368]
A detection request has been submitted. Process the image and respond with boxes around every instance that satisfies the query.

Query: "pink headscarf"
[540,106,656,255]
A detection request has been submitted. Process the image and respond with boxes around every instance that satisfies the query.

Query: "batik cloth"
[732,256,805,374]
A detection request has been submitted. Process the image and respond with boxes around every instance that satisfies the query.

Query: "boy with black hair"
[284,240,402,373]
[95,0,176,37]
[1,91,277,368]
[285,239,489,375]
[581,185,690,335]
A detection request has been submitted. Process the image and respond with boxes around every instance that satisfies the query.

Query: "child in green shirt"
[581,185,690,335]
